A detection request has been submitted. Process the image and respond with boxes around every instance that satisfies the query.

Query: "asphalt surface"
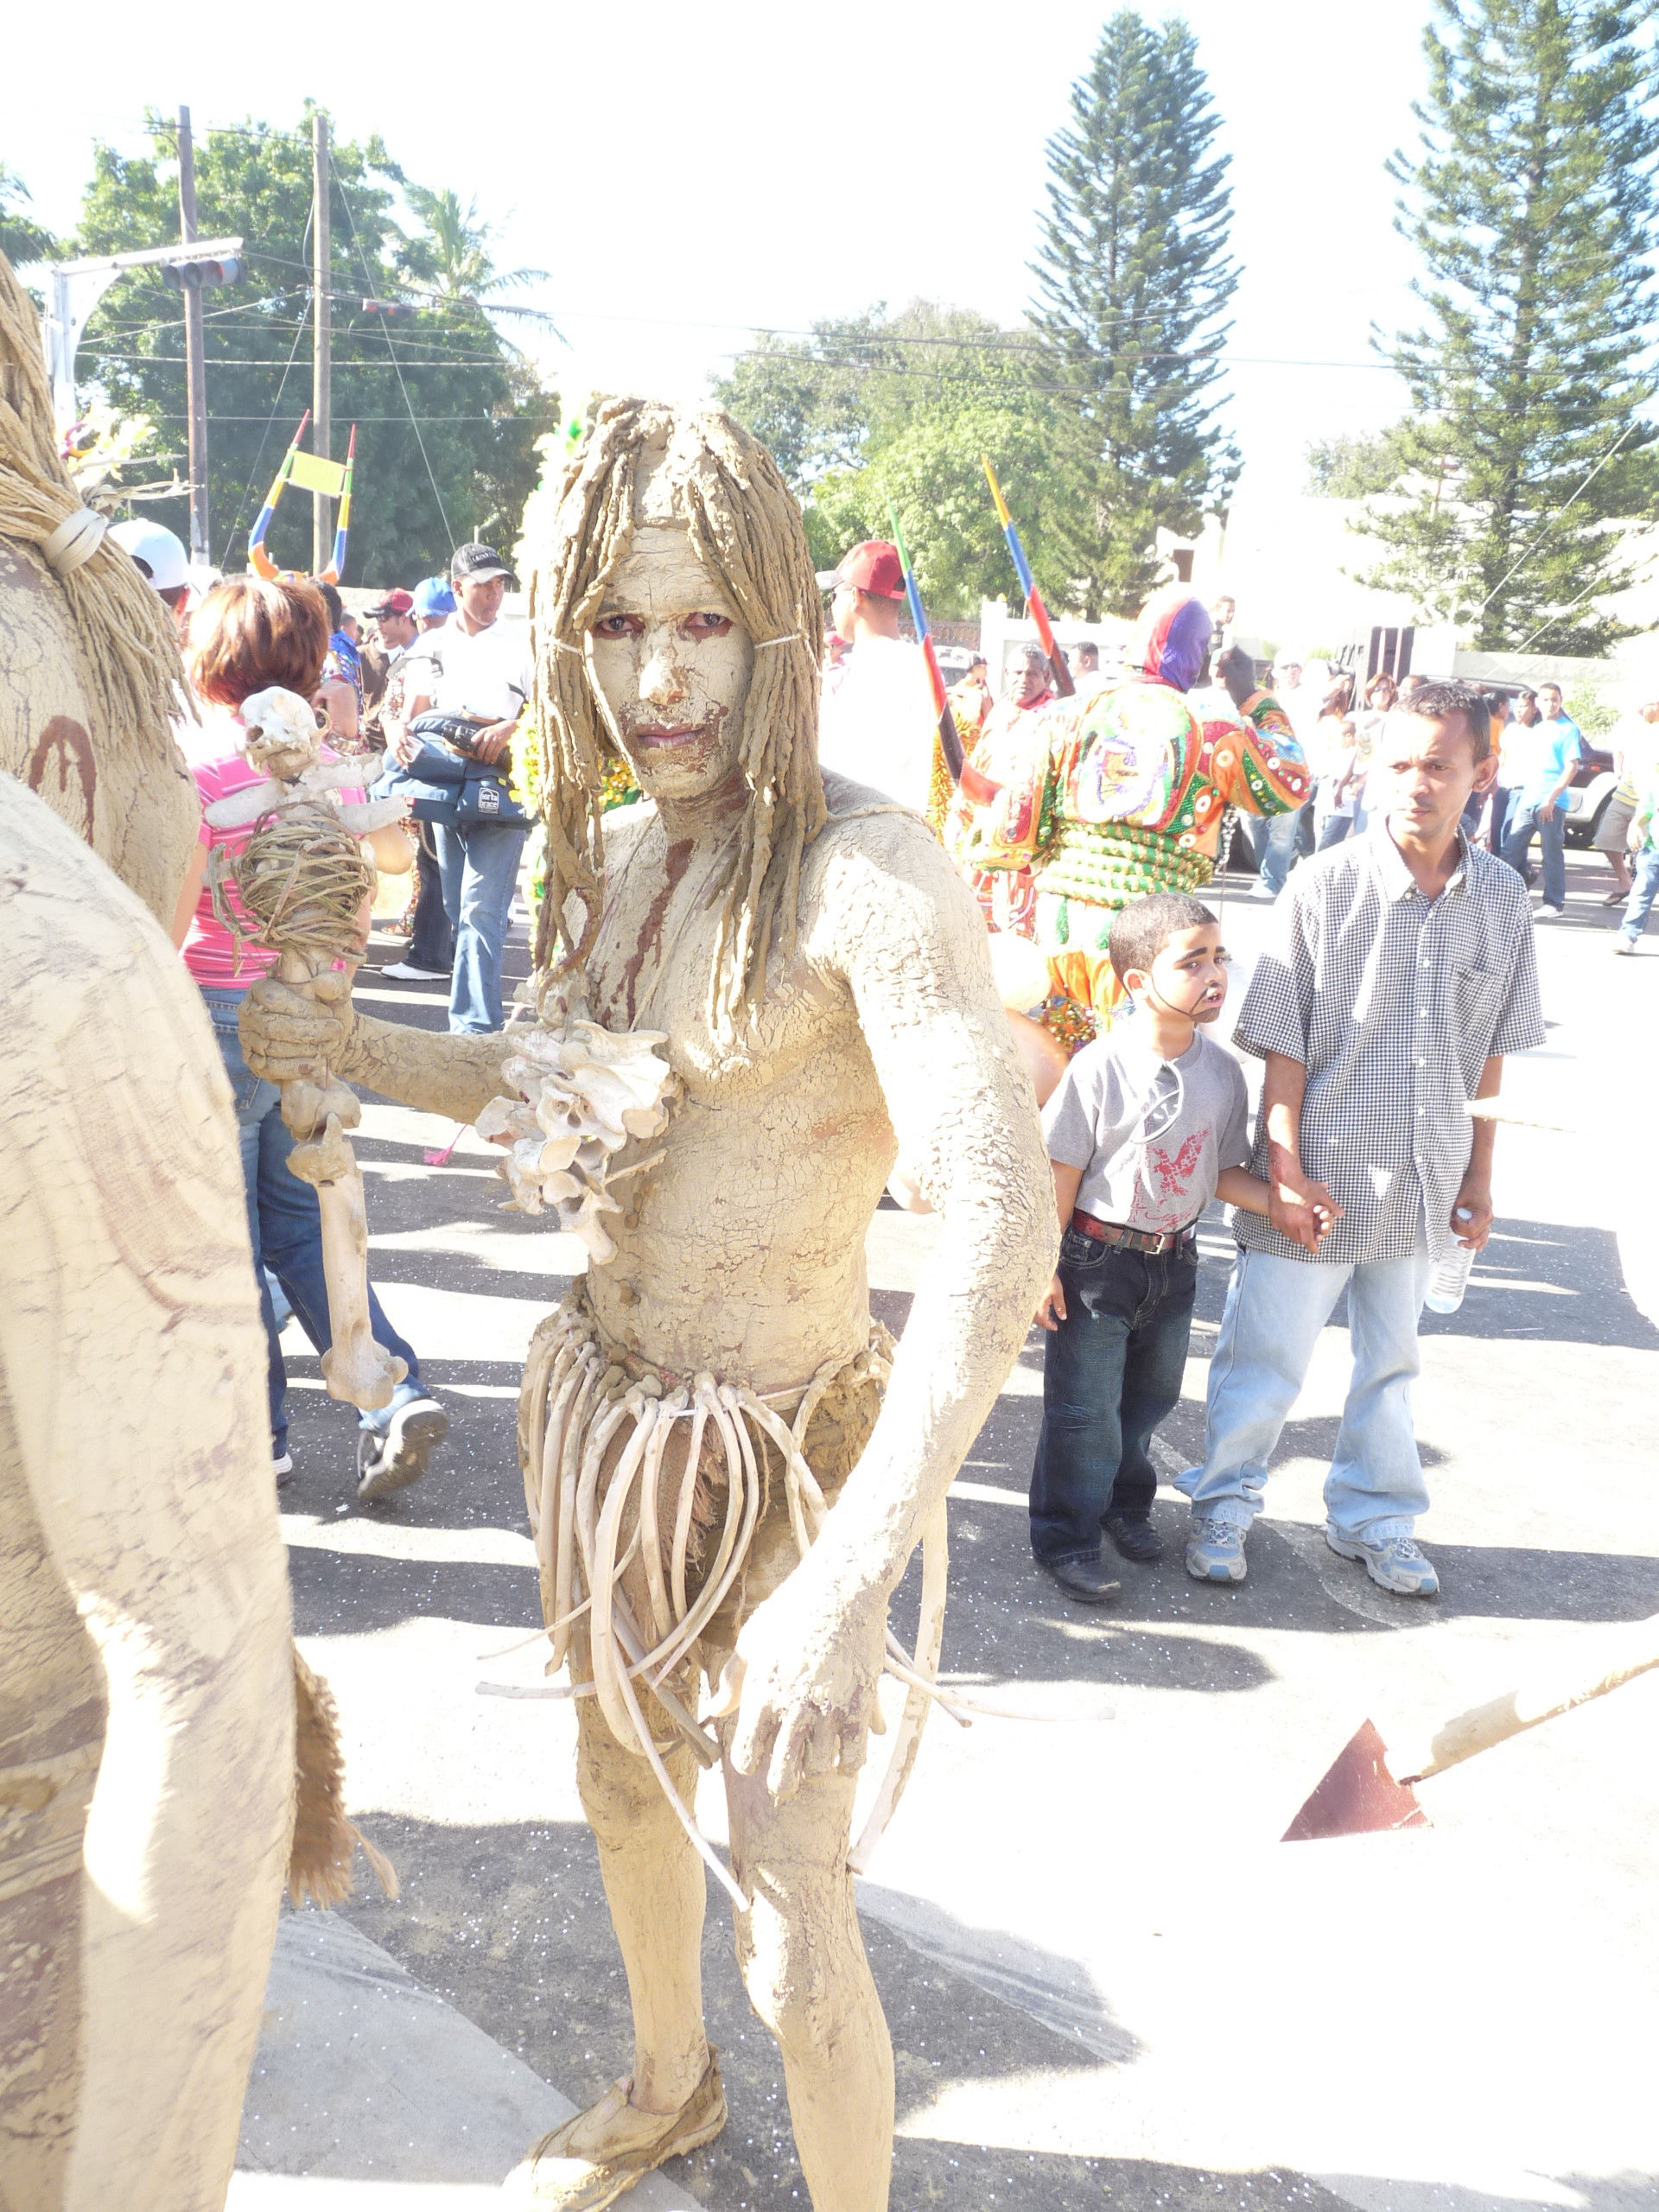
[263,839,1659,2212]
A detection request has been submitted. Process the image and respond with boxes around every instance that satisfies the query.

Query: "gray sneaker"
[1185,1514,1248,1584]
[1325,1525,1440,1597]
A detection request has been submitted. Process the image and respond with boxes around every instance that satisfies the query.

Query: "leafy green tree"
[72,109,556,580]
[0,163,56,265]
[1360,0,1659,654]
[1306,429,1410,499]
[717,301,1073,618]
[1030,10,1238,617]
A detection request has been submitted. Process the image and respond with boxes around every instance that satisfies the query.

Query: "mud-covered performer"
[241,399,1055,2212]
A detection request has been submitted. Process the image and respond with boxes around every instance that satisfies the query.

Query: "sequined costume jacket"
[944,677,1309,1024]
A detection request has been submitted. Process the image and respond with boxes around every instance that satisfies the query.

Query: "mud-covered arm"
[239,975,516,1124]
[1212,689,1312,819]
[726,817,1057,1794]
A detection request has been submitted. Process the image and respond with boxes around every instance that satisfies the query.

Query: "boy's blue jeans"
[1177,1244,1433,1543]
[202,988,423,1457]
[1029,1227,1198,1564]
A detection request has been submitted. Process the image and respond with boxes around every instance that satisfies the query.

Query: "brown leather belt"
[1070,1208,1197,1255]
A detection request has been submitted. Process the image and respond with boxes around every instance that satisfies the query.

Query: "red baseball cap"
[831,540,906,601]
[366,588,415,617]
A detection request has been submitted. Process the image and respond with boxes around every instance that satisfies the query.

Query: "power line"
[334,168,454,545]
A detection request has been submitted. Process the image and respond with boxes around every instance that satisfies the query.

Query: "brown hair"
[186,576,329,708]
[1364,671,1397,706]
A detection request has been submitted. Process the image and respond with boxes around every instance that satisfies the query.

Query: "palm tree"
[403,186,545,301]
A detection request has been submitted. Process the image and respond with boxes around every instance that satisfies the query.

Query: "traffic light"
[162,255,244,292]
[362,297,416,324]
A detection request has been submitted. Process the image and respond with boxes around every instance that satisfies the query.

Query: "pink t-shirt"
[181,705,361,988]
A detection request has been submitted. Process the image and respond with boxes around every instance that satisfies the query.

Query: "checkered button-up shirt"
[1232,824,1544,1266]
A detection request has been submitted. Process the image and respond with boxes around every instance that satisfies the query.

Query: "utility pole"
[311,111,332,575]
[177,105,210,568]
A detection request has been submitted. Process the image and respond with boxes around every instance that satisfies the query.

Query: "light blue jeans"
[1249,804,1307,895]
[434,818,529,1033]
[1618,848,1659,945]
[1177,1243,1434,1542]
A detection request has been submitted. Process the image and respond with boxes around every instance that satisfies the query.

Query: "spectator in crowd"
[817,539,938,815]
[1595,697,1658,905]
[1464,690,1510,844]
[1249,656,1313,896]
[313,580,365,752]
[359,588,416,740]
[109,516,192,640]
[378,590,455,980]
[1028,894,1277,1600]
[397,542,531,1032]
[1489,686,1536,854]
[1310,673,1359,849]
[1075,640,1101,676]
[411,575,456,627]
[168,575,449,1497]
[1007,643,1056,711]
[1350,670,1398,835]
[1501,681,1582,917]
[1612,744,1659,955]
[1181,680,1543,1595]
[1209,595,1236,658]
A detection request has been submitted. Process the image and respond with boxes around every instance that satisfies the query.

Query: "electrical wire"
[334,170,453,545]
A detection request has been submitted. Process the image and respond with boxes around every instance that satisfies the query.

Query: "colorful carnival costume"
[944,590,1309,1044]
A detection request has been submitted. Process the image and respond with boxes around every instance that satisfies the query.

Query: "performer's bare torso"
[582,785,897,1394]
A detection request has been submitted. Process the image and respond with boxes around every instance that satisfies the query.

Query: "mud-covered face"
[588,525,754,804]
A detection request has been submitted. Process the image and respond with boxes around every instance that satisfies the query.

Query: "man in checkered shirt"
[1179,680,1544,1595]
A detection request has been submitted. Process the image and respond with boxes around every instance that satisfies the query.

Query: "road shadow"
[1421,1217,1659,1351]
[335,1811,1363,2211]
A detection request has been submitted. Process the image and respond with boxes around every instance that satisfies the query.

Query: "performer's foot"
[508,2052,726,2208]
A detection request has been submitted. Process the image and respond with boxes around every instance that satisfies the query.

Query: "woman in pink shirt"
[171,578,448,1499]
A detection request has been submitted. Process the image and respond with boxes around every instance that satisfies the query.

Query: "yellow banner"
[289,449,347,497]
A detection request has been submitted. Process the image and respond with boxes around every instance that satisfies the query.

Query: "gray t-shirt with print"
[1041,1024,1250,1236]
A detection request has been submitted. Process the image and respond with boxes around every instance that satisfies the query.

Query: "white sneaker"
[272,1451,294,1484]
[380,961,450,982]
[1325,1525,1440,1596]
[1612,937,1637,957]
[357,1395,450,1500]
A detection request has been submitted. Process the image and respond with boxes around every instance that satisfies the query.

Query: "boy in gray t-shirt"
[1030,894,1292,1600]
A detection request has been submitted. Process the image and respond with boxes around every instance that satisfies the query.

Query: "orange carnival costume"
[944,589,1310,1046]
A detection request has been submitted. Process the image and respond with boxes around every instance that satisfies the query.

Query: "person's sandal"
[508,2050,726,2208]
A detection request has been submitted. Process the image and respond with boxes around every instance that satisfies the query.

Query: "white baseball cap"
[109,517,189,595]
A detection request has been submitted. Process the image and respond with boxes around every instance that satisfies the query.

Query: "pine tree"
[1030,11,1237,618]
[1361,0,1659,656]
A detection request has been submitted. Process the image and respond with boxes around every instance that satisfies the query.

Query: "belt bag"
[381,714,530,826]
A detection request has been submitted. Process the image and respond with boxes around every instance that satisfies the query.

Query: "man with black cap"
[817,538,938,817]
[398,543,532,1031]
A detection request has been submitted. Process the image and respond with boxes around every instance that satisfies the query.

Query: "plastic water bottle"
[1423,1208,1477,1313]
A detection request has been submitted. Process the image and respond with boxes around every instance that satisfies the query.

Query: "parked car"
[1562,739,1617,846]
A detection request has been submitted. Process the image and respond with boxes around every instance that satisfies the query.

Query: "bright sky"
[9,0,1428,499]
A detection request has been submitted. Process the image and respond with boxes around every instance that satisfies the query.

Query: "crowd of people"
[108,510,1656,1604]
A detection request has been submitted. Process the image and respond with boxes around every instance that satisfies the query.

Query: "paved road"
[251,842,1659,2211]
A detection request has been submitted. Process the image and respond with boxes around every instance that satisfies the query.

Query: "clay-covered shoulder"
[808,779,977,912]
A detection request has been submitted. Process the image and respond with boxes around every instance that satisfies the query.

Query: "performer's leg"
[574,1696,710,2114]
[725,1630,893,2212]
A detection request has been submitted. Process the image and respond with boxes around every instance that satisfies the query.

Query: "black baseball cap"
[451,541,514,585]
